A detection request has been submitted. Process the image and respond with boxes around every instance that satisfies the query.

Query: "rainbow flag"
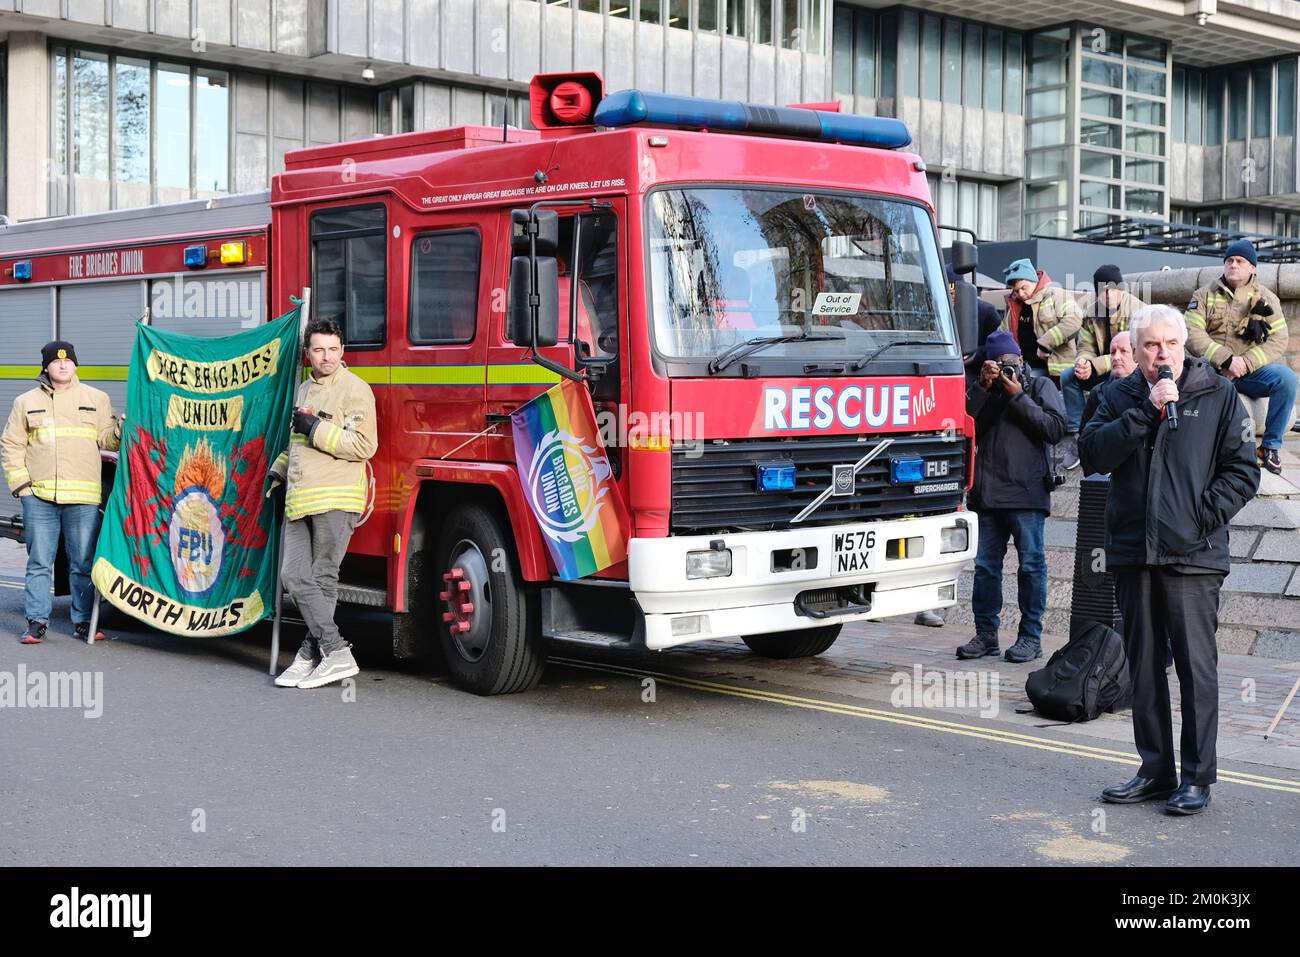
[511,378,630,580]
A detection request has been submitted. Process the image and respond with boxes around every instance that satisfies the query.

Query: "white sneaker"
[296,647,360,689]
[274,651,319,688]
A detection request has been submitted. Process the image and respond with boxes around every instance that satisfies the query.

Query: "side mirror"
[953,282,979,356]
[950,240,978,276]
[511,209,559,258]
[508,256,559,348]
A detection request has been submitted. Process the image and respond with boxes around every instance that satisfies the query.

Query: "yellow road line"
[550,657,1300,795]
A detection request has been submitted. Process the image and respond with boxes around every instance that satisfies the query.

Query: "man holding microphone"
[1079,305,1258,815]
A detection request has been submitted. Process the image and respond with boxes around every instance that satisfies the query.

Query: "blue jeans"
[1233,363,1298,450]
[1059,366,1106,433]
[21,495,101,625]
[972,510,1047,646]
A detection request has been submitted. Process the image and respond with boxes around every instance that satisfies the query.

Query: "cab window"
[311,204,387,348]
[409,230,481,344]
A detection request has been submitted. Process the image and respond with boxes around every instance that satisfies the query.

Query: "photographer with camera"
[1184,239,1296,474]
[957,331,1067,664]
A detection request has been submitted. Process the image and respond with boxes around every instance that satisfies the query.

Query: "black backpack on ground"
[1025,621,1131,722]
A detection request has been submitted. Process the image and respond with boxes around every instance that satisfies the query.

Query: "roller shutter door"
[148,273,265,339]
[57,281,145,410]
[0,287,55,413]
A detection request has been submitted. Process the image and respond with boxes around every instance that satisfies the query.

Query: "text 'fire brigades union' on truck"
[0,72,983,695]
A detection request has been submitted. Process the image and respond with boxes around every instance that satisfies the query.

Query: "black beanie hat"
[41,340,78,369]
[1093,264,1123,288]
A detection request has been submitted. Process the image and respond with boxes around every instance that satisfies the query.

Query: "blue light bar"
[757,463,797,492]
[12,260,32,281]
[183,244,208,268]
[593,89,911,149]
[891,457,926,484]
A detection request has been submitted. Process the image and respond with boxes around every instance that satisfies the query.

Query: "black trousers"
[1113,566,1223,786]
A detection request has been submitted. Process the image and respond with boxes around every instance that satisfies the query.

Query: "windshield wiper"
[707,330,844,374]
[849,338,950,373]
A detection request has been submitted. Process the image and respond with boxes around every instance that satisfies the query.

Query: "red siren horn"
[529,72,604,129]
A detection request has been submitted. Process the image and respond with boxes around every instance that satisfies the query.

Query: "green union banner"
[91,309,300,636]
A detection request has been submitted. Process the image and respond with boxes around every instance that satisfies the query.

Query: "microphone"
[1158,364,1179,430]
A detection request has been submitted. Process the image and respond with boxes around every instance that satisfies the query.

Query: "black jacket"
[1078,358,1259,572]
[967,370,1067,513]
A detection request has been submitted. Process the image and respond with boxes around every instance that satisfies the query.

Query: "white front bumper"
[628,512,977,650]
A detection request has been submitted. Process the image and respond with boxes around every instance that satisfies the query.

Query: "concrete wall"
[3,32,46,221]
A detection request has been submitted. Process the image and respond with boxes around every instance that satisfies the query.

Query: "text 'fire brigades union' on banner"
[511,378,630,580]
[91,309,300,636]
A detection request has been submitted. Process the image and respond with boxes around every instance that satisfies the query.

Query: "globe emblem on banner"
[168,439,228,598]
[524,429,612,544]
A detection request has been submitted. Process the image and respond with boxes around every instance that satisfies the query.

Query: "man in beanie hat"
[1184,238,1296,474]
[1060,265,1147,468]
[958,329,1066,664]
[1,341,121,644]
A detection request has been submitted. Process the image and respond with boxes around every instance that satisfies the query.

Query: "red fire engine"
[0,73,981,695]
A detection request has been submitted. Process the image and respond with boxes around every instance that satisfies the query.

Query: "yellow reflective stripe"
[1185,311,1205,327]
[6,467,30,481]
[392,365,484,385]
[320,423,343,455]
[1096,355,1112,374]
[1202,341,1222,361]
[273,451,289,468]
[286,485,365,502]
[28,426,98,441]
[1249,346,1268,367]
[290,433,307,446]
[32,479,100,490]
[1268,319,1287,332]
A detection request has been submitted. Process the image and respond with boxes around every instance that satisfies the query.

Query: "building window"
[1279,59,1297,136]
[832,4,875,99]
[724,0,744,36]
[1253,62,1272,138]
[929,174,1000,243]
[639,0,662,25]
[668,0,689,29]
[984,29,1002,112]
[1205,73,1224,145]
[1228,69,1248,140]
[311,204,388,349]
[50,44,230,214]
[378,83,415,135]
[754,1,773,44]
[697,0,718,32]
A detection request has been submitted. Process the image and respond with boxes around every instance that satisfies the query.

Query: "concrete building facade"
[2,1,1300,247]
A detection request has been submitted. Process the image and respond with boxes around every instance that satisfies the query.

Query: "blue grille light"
[757,463,797,492]
[12,260,33,281]
[593,89,911,149]
[891,457,926,484]
[183,244,208,268]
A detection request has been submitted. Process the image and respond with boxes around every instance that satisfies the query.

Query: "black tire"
[742,623,842,659]
[433,503,543,695]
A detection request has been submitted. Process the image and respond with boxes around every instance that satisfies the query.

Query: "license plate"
[832,529,874,575]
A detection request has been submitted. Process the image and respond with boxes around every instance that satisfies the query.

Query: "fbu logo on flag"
[167,440,227,597]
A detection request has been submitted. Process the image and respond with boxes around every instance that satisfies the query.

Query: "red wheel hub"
[440,567,476,634]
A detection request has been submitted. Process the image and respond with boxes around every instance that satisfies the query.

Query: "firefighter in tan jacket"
[1183,239,1296,475]
[1060,264,1147,462]
[267,318,378,689]
[1,341,120,644]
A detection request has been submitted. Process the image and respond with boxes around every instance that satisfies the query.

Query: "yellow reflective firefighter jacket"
[270,364,377,520]
[1184,275,1289,374]
[1,374,120,505]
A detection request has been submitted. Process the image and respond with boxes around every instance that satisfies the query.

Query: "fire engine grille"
[670,433,966,533]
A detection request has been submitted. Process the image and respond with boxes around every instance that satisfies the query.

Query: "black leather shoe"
[1101,775,1178,804]
[1166,783,1212,815]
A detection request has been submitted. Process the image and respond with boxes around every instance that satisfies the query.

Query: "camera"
[998,362,1022,386]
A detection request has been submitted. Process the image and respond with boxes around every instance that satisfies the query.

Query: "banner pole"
[87,588,101,645]
[1264,674,1300,740]
[270,289,312,676]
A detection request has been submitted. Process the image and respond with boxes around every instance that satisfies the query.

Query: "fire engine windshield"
[647,188,956,368]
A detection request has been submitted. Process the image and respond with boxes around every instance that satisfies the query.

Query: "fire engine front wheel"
[434,503,544,695]
[742,624,842,659]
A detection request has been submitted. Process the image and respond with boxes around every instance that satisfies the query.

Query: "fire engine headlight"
[686,548,732,580]
[940,522,969,554]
